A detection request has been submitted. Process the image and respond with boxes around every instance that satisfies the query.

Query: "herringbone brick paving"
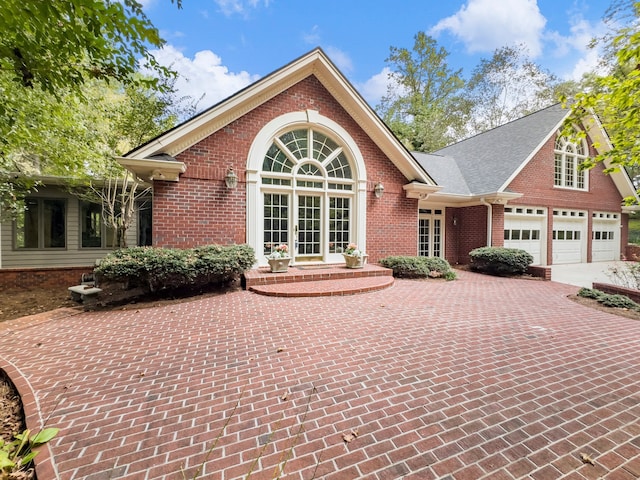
[1,270,639,479]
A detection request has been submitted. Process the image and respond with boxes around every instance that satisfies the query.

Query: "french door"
[263,192,350,263]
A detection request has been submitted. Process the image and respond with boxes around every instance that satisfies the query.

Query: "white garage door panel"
[504,217,544,265]
[592,220,618,262]
[553,218,586,264]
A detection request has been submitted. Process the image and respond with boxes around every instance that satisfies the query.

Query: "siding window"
[80,202,116,248]
[554,134,588,190]
[15,198,66,249]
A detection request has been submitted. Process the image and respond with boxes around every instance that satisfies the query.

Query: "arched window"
[554,134,588,190]
[261,128,356,261]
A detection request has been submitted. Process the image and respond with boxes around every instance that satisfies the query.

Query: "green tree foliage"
[0,73,195,220]
[0,0,178,95]
[377,32,469,152]
[464,44,567,135]
[564,1,640,176]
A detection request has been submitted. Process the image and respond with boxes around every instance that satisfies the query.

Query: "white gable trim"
[497,112,569,192]
[124,48,435,187]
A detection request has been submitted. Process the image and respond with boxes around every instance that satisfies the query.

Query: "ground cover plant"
[577,287,640,311]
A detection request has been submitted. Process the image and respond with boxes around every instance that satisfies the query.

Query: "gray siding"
[1,187,138,269]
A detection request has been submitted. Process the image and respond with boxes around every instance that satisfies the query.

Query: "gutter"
[480,197,492,246]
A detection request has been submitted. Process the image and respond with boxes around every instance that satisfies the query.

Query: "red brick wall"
[505,132,626,264]
[445,208,459,264]
[455,205,489,264]
[153,75,418,259]
[0,267,92,289]
[507,134,623,212]
[367,189,417,262]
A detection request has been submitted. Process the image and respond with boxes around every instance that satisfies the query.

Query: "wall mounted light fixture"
[453,216,458,226]
[225,167,239,189]
[374,182,384,198]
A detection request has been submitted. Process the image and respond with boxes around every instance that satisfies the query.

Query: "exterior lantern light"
[225,167,239,189]
[374,182,384,198]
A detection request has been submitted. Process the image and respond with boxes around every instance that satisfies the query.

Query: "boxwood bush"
[469,247,533,276]
[95,244,256,292]
[379,256,456,280]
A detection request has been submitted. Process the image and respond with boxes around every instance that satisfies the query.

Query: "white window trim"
[554,135,589,191]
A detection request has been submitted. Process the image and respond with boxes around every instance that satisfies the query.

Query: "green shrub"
[379,256,456,280]
[578,287,640,311]
[598,293,640,310]
[469,247,533,275]
[95,244,256,292]
[577,287,604,300]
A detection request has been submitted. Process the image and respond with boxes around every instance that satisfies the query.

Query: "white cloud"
[547,16,607,80]
[325,46,354,74]
[148,45,260,110]
[356,67,393,107]
[213,0,270,17]
[431,0,546,56]
[303,25,322,45]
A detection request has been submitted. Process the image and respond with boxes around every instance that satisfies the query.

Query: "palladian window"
[554,134,588,190]
[261,128,355,262]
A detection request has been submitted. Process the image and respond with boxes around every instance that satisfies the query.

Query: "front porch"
[243,263,393,297]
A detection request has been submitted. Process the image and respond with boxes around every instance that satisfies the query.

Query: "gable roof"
[414,103,639,206]
[120,48,437,191]
[433,103,568,195]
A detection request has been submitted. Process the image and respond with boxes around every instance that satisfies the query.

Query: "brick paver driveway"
[1,270,639,480]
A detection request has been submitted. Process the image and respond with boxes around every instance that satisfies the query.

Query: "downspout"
[480,197,492,247]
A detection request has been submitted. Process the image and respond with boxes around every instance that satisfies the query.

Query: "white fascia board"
[583,112,640,202]
[424,191,523,207]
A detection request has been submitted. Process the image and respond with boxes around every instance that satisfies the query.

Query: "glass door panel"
[263,193,289,256]
[297,195,322,261]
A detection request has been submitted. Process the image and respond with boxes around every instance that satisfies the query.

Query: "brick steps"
[243,263,394,297]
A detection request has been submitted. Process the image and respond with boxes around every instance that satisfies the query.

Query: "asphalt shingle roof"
[414,103,570,196]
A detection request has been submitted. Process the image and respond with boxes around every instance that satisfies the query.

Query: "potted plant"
[267,244,290,272]
[343,243,368,269]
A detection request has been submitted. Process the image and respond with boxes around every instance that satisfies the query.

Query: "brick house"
[1,48,637,286]
[120,48,637,268]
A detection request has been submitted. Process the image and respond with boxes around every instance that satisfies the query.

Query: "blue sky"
[141,0,611,110]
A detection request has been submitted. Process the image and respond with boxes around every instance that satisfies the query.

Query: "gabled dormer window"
[554,134,588,190]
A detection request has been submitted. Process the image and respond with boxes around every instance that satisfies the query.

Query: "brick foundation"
[0,266,93,289]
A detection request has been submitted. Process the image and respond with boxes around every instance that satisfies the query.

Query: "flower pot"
[268,257,291,273]
[343,253,368,269]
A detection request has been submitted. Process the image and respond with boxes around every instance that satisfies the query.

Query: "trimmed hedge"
[469,247,533,276]
[578,287,640,311]
[94,244,256,292]
[379,256,456,281]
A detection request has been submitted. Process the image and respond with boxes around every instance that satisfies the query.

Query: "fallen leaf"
[342,433,355,443]
[276,347,285,353]
[342,429,359,443]
[280,391,289,401]
[139,372,145,377]
[579,452,595,465]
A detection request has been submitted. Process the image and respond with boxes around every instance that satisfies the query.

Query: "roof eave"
[117,157,187,182]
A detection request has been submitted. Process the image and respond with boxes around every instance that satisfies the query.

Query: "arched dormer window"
[554,134,588,190]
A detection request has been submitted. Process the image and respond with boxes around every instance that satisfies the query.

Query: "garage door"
[504,207,546,265]
[553,210,587,264]
[592,212,619,262]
